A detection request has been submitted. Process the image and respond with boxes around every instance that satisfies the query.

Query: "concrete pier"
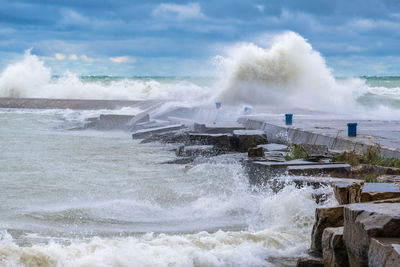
[238,115,400,159]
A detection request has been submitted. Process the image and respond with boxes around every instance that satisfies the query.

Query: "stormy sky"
[0,0,399,76]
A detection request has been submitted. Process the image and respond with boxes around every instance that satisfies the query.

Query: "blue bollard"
[347,123,357,137]
[285,114,293,125]
[243,106,252,115]
[215,102,222,109]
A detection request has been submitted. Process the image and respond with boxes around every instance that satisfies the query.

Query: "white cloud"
[255,5,264,12]
[54,53,66,60]
[80,55,94,62]
[109,56,135,63]
[69,54,78,60]
[152,3,204,20]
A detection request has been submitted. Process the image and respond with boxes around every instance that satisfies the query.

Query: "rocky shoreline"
[79,109,400,267]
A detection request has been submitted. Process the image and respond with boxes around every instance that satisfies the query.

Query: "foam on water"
[0,183,329,267]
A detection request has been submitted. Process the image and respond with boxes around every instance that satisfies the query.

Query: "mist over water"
[0,32,399,118]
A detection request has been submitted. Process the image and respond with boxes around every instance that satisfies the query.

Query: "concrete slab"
[288,164,351,177]
[193,123,245,134]
[131,124,185,139]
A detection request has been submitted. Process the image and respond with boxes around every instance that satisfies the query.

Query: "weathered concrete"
[343,203,400,266]
[351,164,400,177]
[368,237,400,267]
[322,227,349,267]
[232,130,268,152]
[131,124,185,139]
[311,206,344,254]
[288,163,351,177]
[333,182,400,205]
[237,116,400,159]
[193,123,245,134]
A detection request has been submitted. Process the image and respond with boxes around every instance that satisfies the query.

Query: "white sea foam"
[0,183,328,267]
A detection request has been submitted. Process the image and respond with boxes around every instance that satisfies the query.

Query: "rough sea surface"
[0,109,335,266]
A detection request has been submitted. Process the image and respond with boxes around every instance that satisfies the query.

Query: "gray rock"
[311,206,344,254]
[300,144,328,156]
[322,227,349,267]
[288,164,351,177]
[193,123,245,134]
[248,147,264,158]
[132,124,185,139]
[368,237,400,267]
[343,203,400,267]
[352,164,400,177]
[232,130,268,152]
[296,256,324,267]
[361,183,400,203]
[186,133,232,151]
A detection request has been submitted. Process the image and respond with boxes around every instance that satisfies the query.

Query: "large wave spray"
[215,32,358,111]
[0,32,399,116]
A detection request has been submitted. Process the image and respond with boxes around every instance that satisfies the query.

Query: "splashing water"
[0,32,400,116]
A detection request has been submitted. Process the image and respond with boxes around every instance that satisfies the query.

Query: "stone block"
[296,256,324,267]
[368,237,400,267]
[322,227,349,267]
[288,164,351,177]
[248,147,264,158]
[186,133,231,151]
[343,203,400,267]
[232,130,268,152]
[132,124,185,139]
[311,206,344,254]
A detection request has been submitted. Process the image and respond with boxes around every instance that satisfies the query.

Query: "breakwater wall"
[238,117,400,160]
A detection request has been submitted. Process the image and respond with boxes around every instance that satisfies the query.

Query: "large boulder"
[311,206,344,255]
[343,203,400,267]
[322,227,349,267]
[368,237,400,267]
[232,130,268,152]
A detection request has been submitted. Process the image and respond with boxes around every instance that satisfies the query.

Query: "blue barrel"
[347,123,357,137]
[215,102,222,109]
[285,114,293,125]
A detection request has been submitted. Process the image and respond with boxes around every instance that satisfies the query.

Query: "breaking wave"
[0,184,331,267]
[0,32,399,115]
